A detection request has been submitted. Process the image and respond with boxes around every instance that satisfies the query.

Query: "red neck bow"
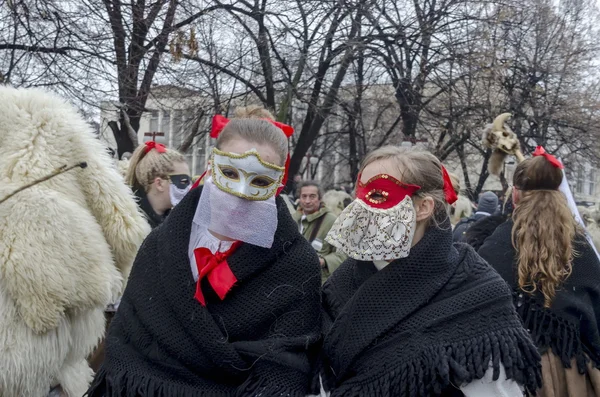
[441,165,458,205]
[144,141,166,154]
[533,146,564,169]
[193,242,242,306]
[206,114,294,196]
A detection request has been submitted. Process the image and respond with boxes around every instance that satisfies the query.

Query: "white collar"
[373,260,390,270]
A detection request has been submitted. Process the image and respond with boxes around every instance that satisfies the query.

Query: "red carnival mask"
[356,174,421,210]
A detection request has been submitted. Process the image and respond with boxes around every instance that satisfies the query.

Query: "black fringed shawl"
[88,187,322,397]
[479,220,600,373]
[320,220,542,397]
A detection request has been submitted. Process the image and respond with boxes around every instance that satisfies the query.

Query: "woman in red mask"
[319,146,542,396]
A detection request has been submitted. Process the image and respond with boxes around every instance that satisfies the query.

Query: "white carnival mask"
[326,174,421,261]
[212,148,284,201]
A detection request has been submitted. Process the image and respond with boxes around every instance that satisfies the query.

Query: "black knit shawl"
[88,186,322,397]
[320,221,542,397]
[478,220,600,373]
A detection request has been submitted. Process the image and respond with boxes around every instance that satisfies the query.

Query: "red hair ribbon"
[144,141,166,154]
[533,146,564,169]
[193,242,242,306]
[210,114,294,139]
[441,165,458,205]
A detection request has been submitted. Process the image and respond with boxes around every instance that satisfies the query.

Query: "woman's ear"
[154,177,167,192]
[415,196,435,222]
[512,187,519,205]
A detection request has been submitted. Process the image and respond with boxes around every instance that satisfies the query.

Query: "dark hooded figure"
[463,187,514,251]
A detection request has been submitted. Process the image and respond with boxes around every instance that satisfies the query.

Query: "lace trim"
[326,197,416,261]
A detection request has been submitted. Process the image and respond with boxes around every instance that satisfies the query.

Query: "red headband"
[144,141,166,154]
[533,146,563,169]
[441,165,458,205]
[210,114,294,139]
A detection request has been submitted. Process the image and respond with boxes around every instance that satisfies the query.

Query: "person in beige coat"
[0,86,150,397]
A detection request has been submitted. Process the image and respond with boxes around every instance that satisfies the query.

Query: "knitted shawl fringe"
[87,367,307,397]
[330,327,542,397]
[515,291,600,374]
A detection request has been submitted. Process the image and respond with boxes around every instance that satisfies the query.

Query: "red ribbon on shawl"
[208,114,294,195]
[533,146,564,169]
[144,141,166,154]
[193,241,242,306]
[441,165,458,205]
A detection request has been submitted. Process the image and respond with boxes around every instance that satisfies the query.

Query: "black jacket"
[463,214,508,251]
[134,189,167,229]
[89,186,322,396]
[452,213,488,242]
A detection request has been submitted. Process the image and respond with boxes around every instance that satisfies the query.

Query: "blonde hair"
[216,105,288,165]
[359,146,455,226]
[448,171,461,195]
[126,143,185,192]
[512,156,576,307]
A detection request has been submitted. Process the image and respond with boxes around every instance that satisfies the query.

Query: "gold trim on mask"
[211,149,284,201]
[213,148,285,172]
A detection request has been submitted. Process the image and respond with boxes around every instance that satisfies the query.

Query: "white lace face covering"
[326,197,417,261]
[326,173,420,261]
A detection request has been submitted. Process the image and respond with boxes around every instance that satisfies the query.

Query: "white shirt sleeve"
[460,363,524,397]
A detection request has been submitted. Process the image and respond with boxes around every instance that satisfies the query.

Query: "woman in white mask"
[125,141,191,229]
[88,141,190,373]
[318,146,542,397]
[89,106,321,397]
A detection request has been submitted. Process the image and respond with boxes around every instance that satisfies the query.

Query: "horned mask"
[482,113,525,175]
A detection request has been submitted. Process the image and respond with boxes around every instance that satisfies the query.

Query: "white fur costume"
[451,195,474,225]
[0,87,150,397]
[322,190,353,216]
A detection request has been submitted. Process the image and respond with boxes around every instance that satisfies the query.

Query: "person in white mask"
[88,106,321,397]
[318,146,542,397]
[88,141,191,373]
[125,141,191,229]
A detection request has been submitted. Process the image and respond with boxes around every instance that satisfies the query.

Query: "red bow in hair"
[144,141,166,154]
[533,146,564,169]
[209,114,294,196]
[210,114,294,139]
[193,242,242,306]
[441,165,458,205]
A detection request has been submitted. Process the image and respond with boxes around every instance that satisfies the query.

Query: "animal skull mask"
[482,113,525,175]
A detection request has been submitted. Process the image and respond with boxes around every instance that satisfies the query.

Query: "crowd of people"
[2,86,600,397]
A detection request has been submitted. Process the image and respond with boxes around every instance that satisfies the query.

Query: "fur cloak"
[0,86,150,397]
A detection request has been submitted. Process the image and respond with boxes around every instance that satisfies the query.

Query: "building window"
[171,111,183,148]
[589,169,596,196]
[149,110,159,132]
[161,110,170,133]
[576,168,584,194]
